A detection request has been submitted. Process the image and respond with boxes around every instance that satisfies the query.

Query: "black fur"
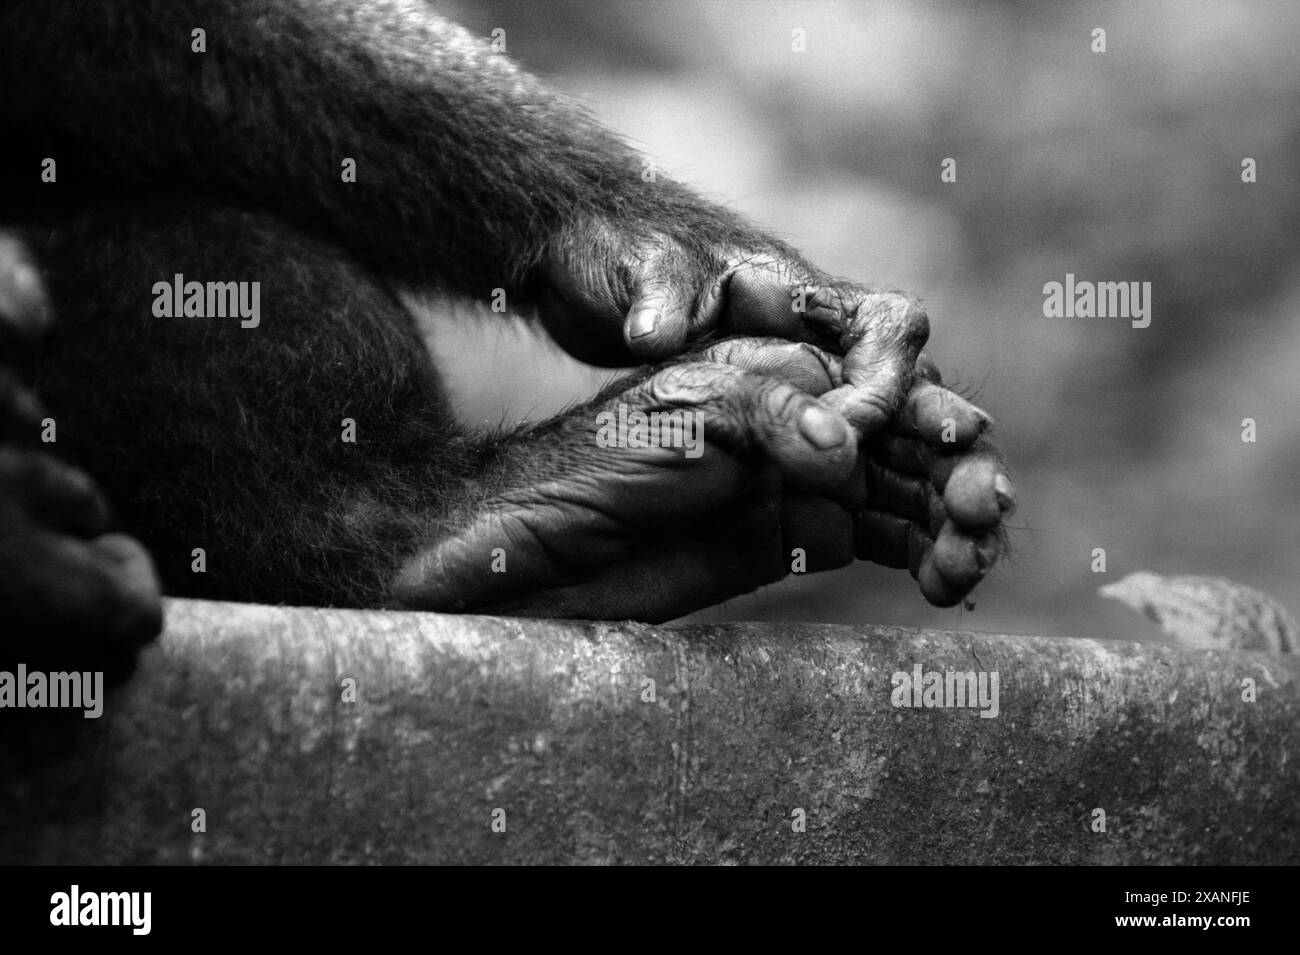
[0,1,788,607]
[29,200,486,607]
[0,1,796,305]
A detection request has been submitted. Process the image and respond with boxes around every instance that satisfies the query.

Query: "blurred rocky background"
[423,0,1300,645]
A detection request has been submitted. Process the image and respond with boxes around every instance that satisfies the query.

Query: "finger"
[918,446,961,491]
[896,381,991,450]
[535,230,663,367]
[623,244,749,361]
[864,460,931,525]
[822,293,930,436]
[642,362,859,494]
[623,266,699,360]
[917,548,967,607]
[866,432,926,477]
[684,343,863,509]
[622,248,812,361]
[703,254,811,338]
[828,451,869,511]
[696,337,842,396]
[931,521,1001,590]
[628,252,821,360]
[3,531,163,647]
[0,449,111,537]
[86,533,168,646]
[854,509,932,577]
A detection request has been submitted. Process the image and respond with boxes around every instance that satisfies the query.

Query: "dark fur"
[0,1,794,311]
[0,1,803,607]
[28,200,488,607]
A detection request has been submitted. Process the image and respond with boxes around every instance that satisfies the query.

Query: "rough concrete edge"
[2,598,1297,864]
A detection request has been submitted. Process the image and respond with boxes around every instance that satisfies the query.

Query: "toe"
[899,382,989,449]
[931,520,1001,590]
[943,456,1014,531]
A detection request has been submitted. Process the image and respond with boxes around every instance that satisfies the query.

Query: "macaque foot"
[394,337,1014,620]
[697,339,1015,608]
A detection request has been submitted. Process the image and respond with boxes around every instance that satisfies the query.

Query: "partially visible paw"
[0,232,162,682]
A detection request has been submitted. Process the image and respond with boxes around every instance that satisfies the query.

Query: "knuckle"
[848,291,929,351]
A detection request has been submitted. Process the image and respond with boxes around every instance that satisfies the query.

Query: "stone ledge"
[2,598,1297,864]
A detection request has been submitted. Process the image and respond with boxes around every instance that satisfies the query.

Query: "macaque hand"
[535,219,931,439]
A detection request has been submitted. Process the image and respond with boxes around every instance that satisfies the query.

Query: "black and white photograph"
[0,0,1295,917]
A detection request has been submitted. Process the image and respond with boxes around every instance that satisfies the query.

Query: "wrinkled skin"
[538,229,934,443]
[396,336,1013,622]
[2,227,1013,662]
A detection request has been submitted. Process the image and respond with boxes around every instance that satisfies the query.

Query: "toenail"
[994,473,1016,513]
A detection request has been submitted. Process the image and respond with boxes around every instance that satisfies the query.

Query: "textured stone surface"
[2,598,1297,864]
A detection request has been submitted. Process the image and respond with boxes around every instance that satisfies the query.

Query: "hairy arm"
[3,2,657,281]
[1,0,930,387]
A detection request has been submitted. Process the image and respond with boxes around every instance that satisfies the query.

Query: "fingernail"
[798,404,848,449]
[994,473,1017,513]
[626,307,657,339]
